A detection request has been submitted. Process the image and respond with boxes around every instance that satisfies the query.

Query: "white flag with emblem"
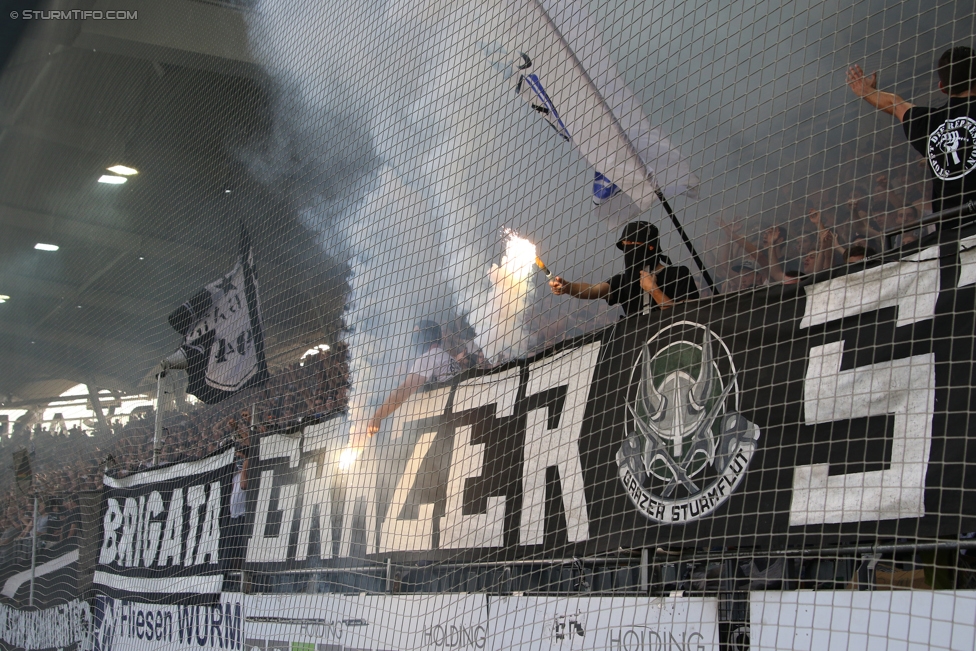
[166,225,268,404]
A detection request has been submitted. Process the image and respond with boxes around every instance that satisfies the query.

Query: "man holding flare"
[547,221,699,314]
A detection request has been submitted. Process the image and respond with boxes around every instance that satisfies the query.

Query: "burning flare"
[501,229,539,275]
[474,229,539,362]
[338,447,361,471]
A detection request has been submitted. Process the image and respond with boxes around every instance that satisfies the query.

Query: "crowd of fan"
[0,343,356,553]
[708,148,933,293]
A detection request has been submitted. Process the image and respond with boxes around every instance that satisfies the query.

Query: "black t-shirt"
[903,97,976,213]
[606,265,699,316]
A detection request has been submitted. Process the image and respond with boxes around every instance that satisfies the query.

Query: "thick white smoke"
[337,168,457,434]
[375,0,542,364]
[244,0,629,457]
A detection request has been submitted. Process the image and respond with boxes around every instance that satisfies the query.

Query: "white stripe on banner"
[103,448,235,488]
[92,571,223,594]
[1,549,78,598]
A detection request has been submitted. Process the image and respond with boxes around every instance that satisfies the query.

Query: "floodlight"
[98,175,127,185]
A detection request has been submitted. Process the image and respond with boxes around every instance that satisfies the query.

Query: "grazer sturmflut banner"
[240,239,976,565]
[96,449,236,602]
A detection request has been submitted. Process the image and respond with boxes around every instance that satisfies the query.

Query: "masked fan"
[548,221,699,316]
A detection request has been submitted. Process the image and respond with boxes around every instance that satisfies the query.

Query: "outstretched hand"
[847,65,877,98]
[348,418,379,451]
[549,276,570,295]
[366,417,381,438]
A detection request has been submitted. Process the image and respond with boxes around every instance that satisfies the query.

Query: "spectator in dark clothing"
[548,221,699,314]
[848,47,976,215]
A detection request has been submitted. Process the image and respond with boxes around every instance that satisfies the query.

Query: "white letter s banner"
[791,249,940,525]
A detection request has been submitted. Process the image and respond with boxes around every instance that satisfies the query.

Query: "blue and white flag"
[503,0,697,213]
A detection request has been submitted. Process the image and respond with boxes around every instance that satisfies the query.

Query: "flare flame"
[474,229,539,362]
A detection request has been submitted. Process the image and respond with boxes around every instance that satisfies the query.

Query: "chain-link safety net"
[2,0,976,649]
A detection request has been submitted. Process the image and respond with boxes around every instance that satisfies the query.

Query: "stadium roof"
[0,0,345,406]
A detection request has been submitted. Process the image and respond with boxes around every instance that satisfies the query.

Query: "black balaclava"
[412,320,442,356]
[616,221,660,275]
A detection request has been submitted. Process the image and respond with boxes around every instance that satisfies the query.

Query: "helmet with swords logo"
[616,323,760,523]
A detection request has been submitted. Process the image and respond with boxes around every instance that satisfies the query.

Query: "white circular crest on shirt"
[927,116,976,181]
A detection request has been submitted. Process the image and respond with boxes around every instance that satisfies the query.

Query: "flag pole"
[28,493,37,606]
[152,371,164,467]
[655,189,717,294]
[153,349,188,466]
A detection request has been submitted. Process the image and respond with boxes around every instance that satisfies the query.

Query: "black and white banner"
[489,596,719,650]
[166,225,268,404]
[95,449,236,602]
[240,239,976,564]
[0,509,87,647]
[0,599,93,651]
[84,593,719,651]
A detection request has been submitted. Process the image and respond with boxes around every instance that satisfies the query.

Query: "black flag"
[167,224,268,404]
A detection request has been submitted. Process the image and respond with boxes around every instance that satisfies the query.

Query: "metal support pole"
[29,494,37,606]
[152,349,187,467]
[386,558,392,594]
[152,372,164,466]
[639,548,649,593]
[86,383,109,433]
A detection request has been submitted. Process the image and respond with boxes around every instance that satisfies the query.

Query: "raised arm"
[847,65,914,123]
[809,209,846,257]
[639,269,674,309]
[815,228,836,272]
[367,373,426,437]
[721,220,769,268]
[764,227,787,283]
